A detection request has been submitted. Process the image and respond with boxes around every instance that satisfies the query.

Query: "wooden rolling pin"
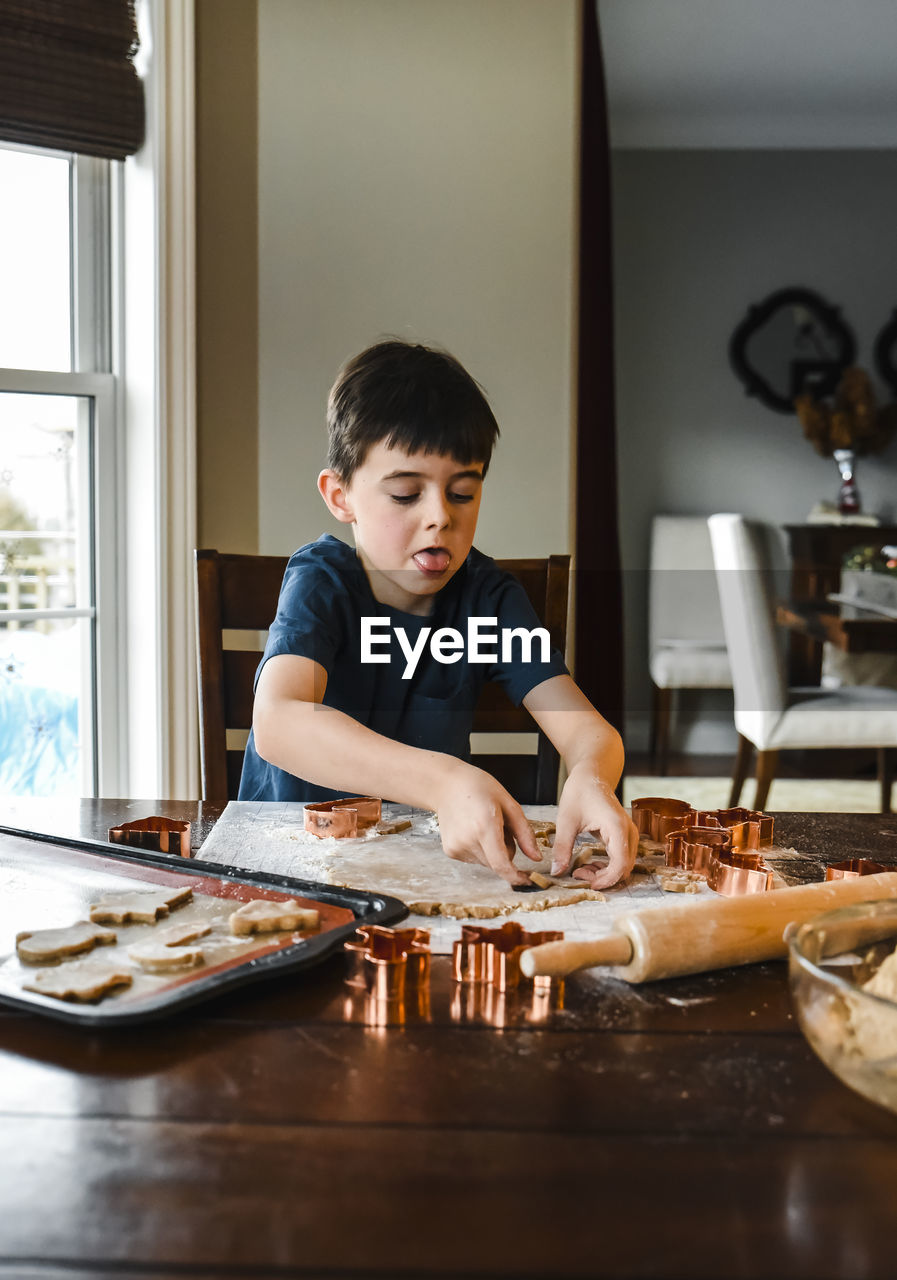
[519,871,897,983]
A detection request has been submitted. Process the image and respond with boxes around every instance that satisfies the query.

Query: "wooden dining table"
[777,596,897,663]
[2,798,897,1279]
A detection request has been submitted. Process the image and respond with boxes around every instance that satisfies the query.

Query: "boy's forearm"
[253,699,464,808]
[524,674,625,785]
[562,719,625,785]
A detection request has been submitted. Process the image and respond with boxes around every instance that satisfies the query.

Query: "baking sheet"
[0,826,407,1025]
[198,802,800,953]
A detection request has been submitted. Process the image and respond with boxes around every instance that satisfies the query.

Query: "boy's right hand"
[434,763,542,886]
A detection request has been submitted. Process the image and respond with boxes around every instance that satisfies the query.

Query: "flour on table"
[198,802,606,919]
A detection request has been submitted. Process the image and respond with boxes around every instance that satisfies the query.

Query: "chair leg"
[753,750,779,811]
[729,734,753,807]
[652,685,672,776]
[878,748,894,815]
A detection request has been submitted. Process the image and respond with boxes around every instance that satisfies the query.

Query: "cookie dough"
[850,948,897,1060]
[128,941,206,973]
[228,899,320,936]
[151,921,212,947]
[89,885,193,924]
[23,961,133,1003]
[16,922,117,964]
[657,870,703,894]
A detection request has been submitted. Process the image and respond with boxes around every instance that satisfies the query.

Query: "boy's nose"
[424,494,451,529]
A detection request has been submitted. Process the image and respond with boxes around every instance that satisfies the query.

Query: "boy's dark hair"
[326,340,500,482]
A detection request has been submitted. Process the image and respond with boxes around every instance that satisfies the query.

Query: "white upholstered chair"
[648,515,732,773]
[708,512,897,812]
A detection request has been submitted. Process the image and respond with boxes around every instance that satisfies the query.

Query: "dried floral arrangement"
[794,367,897,456]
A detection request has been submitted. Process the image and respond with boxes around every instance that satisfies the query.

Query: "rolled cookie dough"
[16,922,117,964]
[23,960,133,1002]
[229,899,320,936]
[90,885,193,924]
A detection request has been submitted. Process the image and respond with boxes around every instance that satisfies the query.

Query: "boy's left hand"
[549,764,638,889]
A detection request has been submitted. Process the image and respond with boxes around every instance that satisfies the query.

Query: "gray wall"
[612,149,897,752]
[257,0,578,562]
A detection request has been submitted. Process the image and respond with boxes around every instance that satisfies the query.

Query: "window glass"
[0,148,72,372]
[0,393,93,796]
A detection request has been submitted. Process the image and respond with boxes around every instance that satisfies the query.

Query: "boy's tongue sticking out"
[414,547,451,575]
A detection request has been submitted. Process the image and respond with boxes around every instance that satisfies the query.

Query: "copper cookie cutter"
[665,825,732,877]
[304,796,382,838]
[108,816,191,858]
[631,797,695,842]
[344,925,431,1001]
[633,797,775,850]
[659,801,776,895]
[707,848,775,896]
[825,858,888,881]
[452,922,563,993]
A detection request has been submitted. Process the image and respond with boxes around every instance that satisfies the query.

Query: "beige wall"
[256,0,579,558]
[196,0,259,554]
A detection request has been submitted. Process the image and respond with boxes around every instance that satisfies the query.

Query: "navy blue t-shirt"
[238,534,568,802]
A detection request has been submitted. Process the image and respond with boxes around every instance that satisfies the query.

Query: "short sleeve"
[254,543,351,687]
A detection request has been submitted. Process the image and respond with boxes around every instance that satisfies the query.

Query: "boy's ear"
[317,469,355,524]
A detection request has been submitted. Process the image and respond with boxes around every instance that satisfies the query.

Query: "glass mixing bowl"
[786,900,897,1115]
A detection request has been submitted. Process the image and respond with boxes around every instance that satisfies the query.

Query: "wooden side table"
[783,523,897,684]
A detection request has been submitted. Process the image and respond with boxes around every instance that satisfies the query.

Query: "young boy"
[239,340,637,888]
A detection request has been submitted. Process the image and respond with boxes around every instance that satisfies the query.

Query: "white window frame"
[0,0,199,802]
[0,148,126,796]
[122,0,198,800]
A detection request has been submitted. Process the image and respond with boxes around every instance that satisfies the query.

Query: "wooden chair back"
[195,549,570,805]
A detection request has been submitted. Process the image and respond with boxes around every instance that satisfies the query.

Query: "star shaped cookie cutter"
[452,921,563,993]
[304,796,382,838]
[344,925,431,1001]
[107,816,192,858]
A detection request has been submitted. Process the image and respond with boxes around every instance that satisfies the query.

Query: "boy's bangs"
[382,416,496,470]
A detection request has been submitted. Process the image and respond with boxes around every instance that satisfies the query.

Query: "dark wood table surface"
[777,598,897,658]
[2,800,897,1279]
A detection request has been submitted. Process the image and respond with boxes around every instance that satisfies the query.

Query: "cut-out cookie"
[152,921,211,947]
[228,898,320,937]
[89,885,193,924]
[528,819,556,837]
[23,961,133,1003]
[657,870,703,894]
[128,941,206,972]
[16,922,117,964]
[376,818,412,835]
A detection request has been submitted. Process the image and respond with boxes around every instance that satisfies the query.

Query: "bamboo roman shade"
[0,0,144,159]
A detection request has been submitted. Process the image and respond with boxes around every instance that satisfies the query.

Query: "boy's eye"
[390,493,418,505]
[449,491,475,504]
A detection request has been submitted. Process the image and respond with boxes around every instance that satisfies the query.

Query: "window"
[0,144,122,797]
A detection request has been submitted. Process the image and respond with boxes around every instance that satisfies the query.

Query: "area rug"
[622,776,886,813]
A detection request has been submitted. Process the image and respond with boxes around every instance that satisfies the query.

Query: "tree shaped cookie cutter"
[452,921,564,992]
[107,816,191,858]
[344,925,431,1001]
[304,796,382,838]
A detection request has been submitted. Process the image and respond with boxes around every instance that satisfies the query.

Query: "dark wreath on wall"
[728,287,857,415]
[874,309,897,399]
